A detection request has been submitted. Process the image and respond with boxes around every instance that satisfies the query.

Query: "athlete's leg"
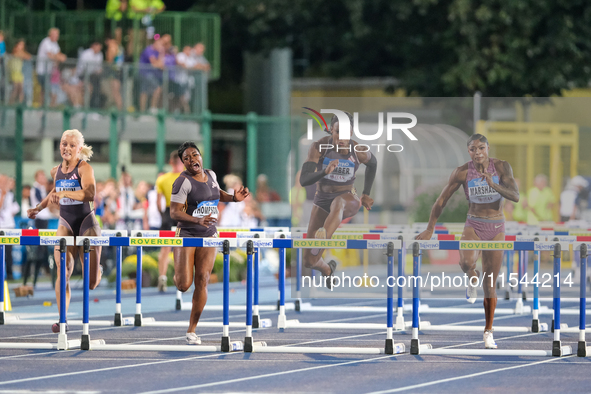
[78,215,102,289]
[302,205,331,275]
[323,192,361,238]
[482,232,505,331]
[459,226,482,281]
[187,247,217,334]
[54,224,77,316]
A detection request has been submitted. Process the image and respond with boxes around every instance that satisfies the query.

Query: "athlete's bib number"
[322,158,355,183]
[192,200,219,219]
[55,179,83,206]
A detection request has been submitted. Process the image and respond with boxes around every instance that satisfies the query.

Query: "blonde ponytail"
[62,129,93,161]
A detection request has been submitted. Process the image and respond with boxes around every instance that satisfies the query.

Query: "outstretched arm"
[357,150,377,210]
[482,160,519,203]
[299,141,338,187]
[415,167,464,240]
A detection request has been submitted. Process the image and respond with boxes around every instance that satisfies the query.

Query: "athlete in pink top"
[416,134,519,349]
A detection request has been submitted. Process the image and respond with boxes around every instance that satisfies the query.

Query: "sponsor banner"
[39,230,57,236]
[130,237,182,246]
[515,235,538,242]
[0,237,19,245]
[460,241,513,250]
[551,236,577,243]
[274,231,291,239]
[131,230,159,237]
[0,229,22,236]
[101,230,128,237]
[534,242,571,251]
[414,241,440,250]
[75,237,111,246]
[293,240,347,249]
[237,239,274,248]
[366,240,402,249]
[39,236,75,246]
[203,238,226,248]
[236,232,266,239]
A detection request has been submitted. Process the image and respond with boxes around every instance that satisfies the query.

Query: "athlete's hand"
[361,194,374,210]
[196,213,217,227]
[27,207,40,220]
[50,191,67,205]
[233,186,250,202]
[480,168,495,188]
[324,159,339,175]
[415,229,434,240]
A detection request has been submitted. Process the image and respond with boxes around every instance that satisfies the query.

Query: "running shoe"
[483,329,497,349]
[325,260,337,290]
[158,275,168,293]
[315,227,327,239]
[466,278,477,304]
[51,322,68,333]
[186,332,201,345]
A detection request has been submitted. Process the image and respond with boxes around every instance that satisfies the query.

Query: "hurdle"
[409,240,573,357]
[86,239,254,352]
[245,239,406,354]
[0,235,103,350]
[115,232,271,329]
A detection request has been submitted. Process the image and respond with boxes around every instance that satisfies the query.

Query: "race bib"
[192,199,219,218]
[55,179,83,205]
[467,176,501,204]
[322,158,355,183]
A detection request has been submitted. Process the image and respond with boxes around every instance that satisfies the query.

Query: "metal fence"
[6,10,221,80]
[0,55,208,115]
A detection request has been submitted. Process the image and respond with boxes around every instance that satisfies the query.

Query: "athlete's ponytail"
[62,129,94,161]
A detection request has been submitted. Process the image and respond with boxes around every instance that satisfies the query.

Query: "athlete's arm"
[53,162,96,203]
[300,141,338,187]
[416,166,465,239]
[219,186,250,203]
[485,160,519,203]
[357,149,377,196]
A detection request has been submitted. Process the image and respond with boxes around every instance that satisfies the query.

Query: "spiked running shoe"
[186,332,202,345]
[483,329,497,349]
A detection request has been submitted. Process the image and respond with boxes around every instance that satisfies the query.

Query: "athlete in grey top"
[169,141,250,344]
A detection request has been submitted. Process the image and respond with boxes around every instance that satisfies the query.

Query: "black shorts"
[313,189,359,216]
[160,207,176,231]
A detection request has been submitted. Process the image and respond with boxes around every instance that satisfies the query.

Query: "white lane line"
[365,356,573,393]
[0,354,222,386]
[138,355,395,394]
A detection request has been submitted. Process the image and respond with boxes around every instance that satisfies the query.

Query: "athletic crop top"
[464,159,502,204]
[315,138,361,187]
[55,160,94,222]
[170,169,220,237]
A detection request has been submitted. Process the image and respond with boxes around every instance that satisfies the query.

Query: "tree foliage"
[193,0,591,97]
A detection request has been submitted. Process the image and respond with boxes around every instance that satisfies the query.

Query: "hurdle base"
[532,319,540,333]
[552,340,562,357]
[295,299,301,312]
[385,339,394,354]
[551,319,554,333]
[57,333,68,350]
[277,300,280,311]
[522,291,527,301]
[244,336,253,353]
[277,315,288,329]
[81,334,90,350]
[253,315,260,329]
[175,299,182,311]
[578,341,587,357]
[134,313,142,327]
[221,336,230,352]
[504,290,510,300]
[0,311,4,325]
[410,339,420,355]
[114,313,122,327]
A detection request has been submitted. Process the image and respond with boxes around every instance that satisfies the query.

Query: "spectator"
[105,34,124,110]
[7,39,32,105]
[289,170,307,227]
[21,185,32,216]
[0,31,5,58]
[218,174,245,227]
[49,61,63,107]
[255,174,281,203]
[526,174,555,224]
[60,65,83,108]
[0,175,20,280]
[560,176,589,222]
[101,178,120,229]
[143,180,164,231]
[139,36,165,113]
[36,28,66,105]
[175,46,197,114]
[77,41,104,109]
[28,170,55,286]
[118,170,137,225]
[192,42,211,73]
